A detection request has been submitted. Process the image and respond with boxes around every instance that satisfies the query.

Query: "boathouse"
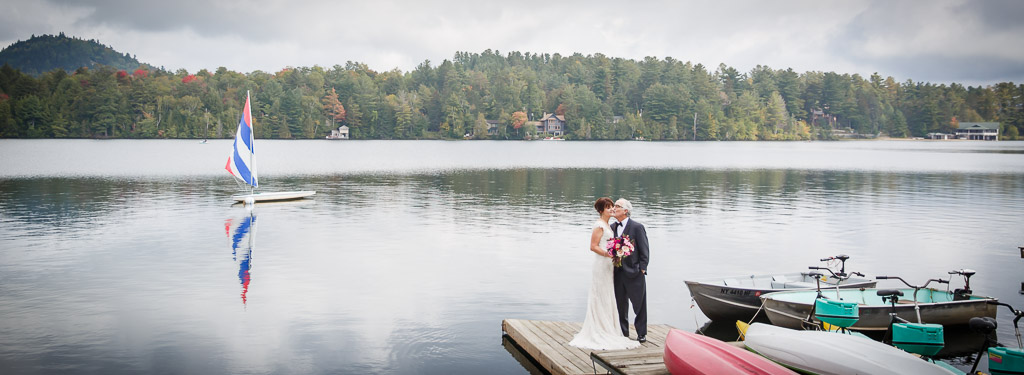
[327,125,349,139]
[955,122,999,141]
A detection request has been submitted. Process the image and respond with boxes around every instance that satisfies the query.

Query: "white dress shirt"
[616,217,629,237]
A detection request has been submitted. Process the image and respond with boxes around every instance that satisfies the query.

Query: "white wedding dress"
[568,219,641,350]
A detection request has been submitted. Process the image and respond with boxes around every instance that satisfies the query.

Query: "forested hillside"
[0,33,146,77]
[0,47,1021,140]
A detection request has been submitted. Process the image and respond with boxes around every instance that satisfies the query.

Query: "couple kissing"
[568,197,650,351]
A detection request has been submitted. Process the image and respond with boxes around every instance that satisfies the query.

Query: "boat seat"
[772,275,789,282]
[784,281,818,289]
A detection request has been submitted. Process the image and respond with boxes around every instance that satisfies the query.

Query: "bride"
[568,197,641,350]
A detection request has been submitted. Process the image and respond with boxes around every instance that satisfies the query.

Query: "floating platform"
[501,319,677,375]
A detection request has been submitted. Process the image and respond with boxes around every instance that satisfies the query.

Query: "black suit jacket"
[612,219,649,277]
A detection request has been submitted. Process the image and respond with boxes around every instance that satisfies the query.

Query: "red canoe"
[663,329,795,375]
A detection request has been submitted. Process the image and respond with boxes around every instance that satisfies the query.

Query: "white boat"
[740,322,959,375]
[231,191,316,203]
[225,91,316,203]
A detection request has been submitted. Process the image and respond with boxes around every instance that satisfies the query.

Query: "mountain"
[0,33,149,76]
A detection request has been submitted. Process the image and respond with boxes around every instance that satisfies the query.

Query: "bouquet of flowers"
[605,235,635,267]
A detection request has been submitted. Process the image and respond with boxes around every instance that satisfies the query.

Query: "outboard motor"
[950,269,976,300]
[820,254,850,278]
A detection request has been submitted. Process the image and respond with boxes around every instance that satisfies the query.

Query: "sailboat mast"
[247,90,256,196]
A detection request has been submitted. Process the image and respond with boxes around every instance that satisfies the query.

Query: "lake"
[1,139,1023,374]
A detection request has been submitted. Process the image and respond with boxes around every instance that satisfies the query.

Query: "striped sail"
[225,92,258,188]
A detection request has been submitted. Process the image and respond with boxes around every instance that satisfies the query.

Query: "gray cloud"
[823,0,1024,84]
[46,0,289,40]
[956,0,1024,33]
[2,0,1023,85]
[870,53,1024,87]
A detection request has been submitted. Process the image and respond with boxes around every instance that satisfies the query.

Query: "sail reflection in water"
[225,213,257,305]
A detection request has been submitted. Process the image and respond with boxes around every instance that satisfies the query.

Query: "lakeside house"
[955,122,999,141]
[537,113,566,137]
[326,125,349,139]
[486,120,502,136]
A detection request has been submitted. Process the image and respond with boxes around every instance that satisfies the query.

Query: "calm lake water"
[1,139,1023,374]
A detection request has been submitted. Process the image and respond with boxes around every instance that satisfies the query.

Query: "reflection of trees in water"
[391,169,1018,207]
[300,170,1022,229]
[4,171,1018,230]
[0,177,228,229]
[0,178,146,228]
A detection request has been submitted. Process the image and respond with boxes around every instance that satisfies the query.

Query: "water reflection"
[2,161,1023,374]
[225,212,256,306]
[501,336,546,375]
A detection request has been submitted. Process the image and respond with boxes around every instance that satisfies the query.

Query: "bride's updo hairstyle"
[594,197,613,213]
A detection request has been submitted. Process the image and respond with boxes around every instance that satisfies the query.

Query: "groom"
[611,198,649,343]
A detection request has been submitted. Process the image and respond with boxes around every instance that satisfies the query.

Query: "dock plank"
[506,319,586,375]
[501,319,676,375]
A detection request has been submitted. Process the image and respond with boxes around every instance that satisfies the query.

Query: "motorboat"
[760,288,997,331]
[686,272,876,322]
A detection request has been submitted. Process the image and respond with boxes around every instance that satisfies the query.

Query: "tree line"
[0,50,1021,140]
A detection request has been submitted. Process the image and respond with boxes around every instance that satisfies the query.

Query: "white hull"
[743,323,958,375]
[232,191,316,202]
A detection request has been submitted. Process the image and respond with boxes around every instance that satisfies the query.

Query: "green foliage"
[0,33,148,76]
[0,42,1019,140]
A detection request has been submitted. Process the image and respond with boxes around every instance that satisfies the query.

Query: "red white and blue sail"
[225,92,258,188]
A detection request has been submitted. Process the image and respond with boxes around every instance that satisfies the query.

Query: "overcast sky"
[2,0,1023,87]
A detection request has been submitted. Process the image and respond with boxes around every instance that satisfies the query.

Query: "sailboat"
[225,91,315,203]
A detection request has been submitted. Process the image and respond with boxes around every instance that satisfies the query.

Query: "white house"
[327,125,349,140]
[955,122,999,141]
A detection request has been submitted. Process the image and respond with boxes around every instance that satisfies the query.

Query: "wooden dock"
[501,319,677,375]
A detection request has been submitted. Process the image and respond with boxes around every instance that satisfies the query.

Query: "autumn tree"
[321,87,346,127]
[510,110,528,137]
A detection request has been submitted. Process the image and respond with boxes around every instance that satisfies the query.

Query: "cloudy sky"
[2,0,1023,86]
